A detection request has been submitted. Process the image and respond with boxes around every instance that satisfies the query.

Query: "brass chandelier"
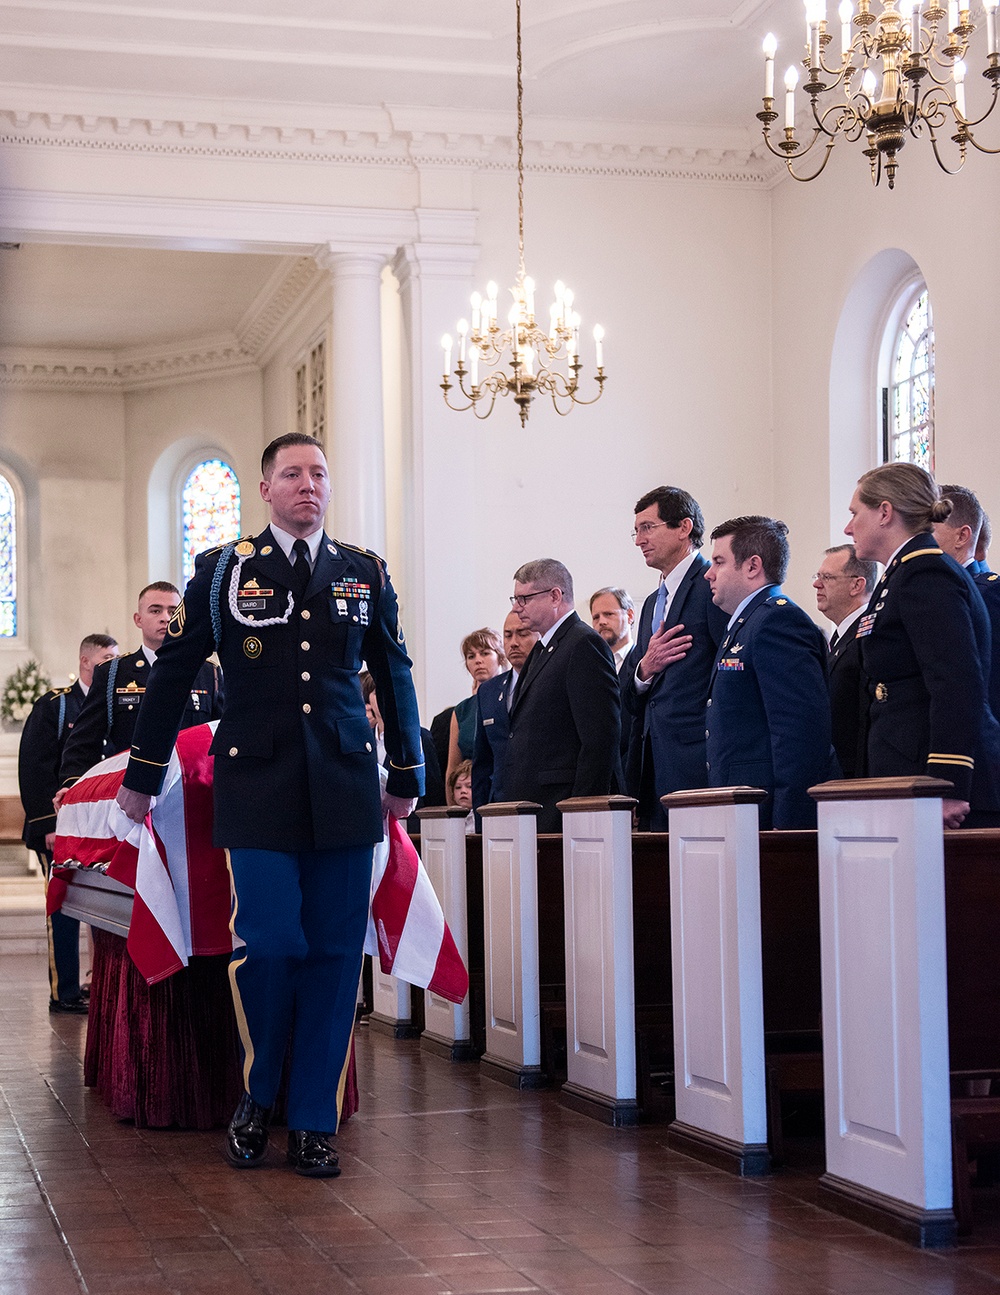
[441,0,606,426]
[757,0,1000,188]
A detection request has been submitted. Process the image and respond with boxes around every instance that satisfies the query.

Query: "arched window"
[883,284,934,471]
[0,473,16,638]
[181,459,241,585]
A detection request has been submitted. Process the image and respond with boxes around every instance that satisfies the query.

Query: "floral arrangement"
[2,659,50,723]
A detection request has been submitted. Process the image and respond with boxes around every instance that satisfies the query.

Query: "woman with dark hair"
[845,462,1000,828]
[446,628,506,799]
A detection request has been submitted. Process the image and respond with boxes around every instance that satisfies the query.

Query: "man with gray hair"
[500,558,621,831]
[813,543,878,778]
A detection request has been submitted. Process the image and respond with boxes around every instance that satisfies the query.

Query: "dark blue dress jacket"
[706,586,834,830]
[859,534,1000,809]
[472,668,512,811]
[621,552,728,827]
[122,527,424,851]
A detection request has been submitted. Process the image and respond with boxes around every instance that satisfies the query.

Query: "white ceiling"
[0,244,285,350]
[0,0,805,353]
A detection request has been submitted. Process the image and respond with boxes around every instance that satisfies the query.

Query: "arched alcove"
[829,248,925,538]
[147,438,241,590]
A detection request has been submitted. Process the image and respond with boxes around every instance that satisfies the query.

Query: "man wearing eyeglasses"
[813,544,877,778]
[499,558,621,832]
[622,486,728,830]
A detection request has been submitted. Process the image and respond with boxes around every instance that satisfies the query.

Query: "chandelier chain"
[516,0,525,279]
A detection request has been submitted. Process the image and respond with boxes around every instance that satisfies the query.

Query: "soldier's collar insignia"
[775,597,788,605]
[260,545,273,555]
[327,543,337,555]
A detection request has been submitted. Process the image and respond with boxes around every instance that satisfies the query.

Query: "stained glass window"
[182,459,241,585]
[0,474,15,637]
[888,288,934,471]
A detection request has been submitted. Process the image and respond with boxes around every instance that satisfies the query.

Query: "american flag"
[53,722,469,1003]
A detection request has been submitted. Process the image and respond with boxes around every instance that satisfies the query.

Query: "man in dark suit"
[813,544,877,779]
[18,632,118,1012]
[621,487,728,829]
[705,516,834,831]
[935,485,1000,725]
[472,610,538,811]
[117,433,423,1178]
[498,559,621,832]
[58,582,222,790]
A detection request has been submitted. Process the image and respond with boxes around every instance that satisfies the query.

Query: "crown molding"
[0,97,776,187]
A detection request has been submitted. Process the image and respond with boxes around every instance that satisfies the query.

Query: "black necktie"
[291,538,311,600]
[829,629,839,653]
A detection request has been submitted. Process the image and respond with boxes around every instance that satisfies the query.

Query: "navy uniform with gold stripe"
[706,587,834,829]
[858,534,1000,819]
[121,526,424,1137]
[59,649,222,786]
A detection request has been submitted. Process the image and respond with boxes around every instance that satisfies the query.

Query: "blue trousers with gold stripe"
[227,845,373,1133]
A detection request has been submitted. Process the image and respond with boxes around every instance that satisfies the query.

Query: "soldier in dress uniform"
[116,433,424,1178]
[57,582,223,790]
[704,516,834,830]
[846,464,1000,829]
[18,633,118,1012]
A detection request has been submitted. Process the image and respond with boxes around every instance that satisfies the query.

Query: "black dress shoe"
[48,997,88,1015]
[225,1093,271,1168]
[287,1130,340,1178]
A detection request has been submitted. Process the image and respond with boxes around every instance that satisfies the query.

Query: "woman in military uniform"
[845,462,1000,829]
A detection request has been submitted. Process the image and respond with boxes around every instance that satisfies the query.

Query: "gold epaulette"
[204,534,255,558]
[335,539,387,586]
[901,547,943,562]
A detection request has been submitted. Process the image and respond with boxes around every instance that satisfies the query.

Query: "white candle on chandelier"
[900,0,920,56]
[948,0,959,31]
[861,67,877,102]
[487,281,498,324]
[763,33,777,99]
[471,291,482,334]
[986,0,998,57]
[839,1,852,56]
[563,287,574,329]
[441,334,452,378]
[549,302,560,341]
[571,311,581,361]
[805,0,824,68]
[954,59,967,118]
[457,318,468,363]
[593,324,604,368]
[784,65,799,128]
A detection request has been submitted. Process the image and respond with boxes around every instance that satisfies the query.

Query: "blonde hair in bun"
[857,462,947,535]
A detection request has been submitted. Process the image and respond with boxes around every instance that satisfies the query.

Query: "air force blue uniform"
[858,535,1000,816]
[122,527,424,1133]
[706,587,834,830]
[472,668,513,811]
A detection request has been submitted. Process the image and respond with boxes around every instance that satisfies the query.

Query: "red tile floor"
[4,949,1000,1295]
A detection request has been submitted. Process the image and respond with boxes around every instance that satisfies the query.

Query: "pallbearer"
[117,433,424,1177]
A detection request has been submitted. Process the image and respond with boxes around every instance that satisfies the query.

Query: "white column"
[559,796,639,1126]
[665,788,770,1175]
[392,218,479,715]
[479,802,544,1088]
[813,776,955,1247]
[418,807,473,1060]
[322,247,389,554]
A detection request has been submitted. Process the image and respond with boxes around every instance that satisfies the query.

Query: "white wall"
[770,142,1000,614]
